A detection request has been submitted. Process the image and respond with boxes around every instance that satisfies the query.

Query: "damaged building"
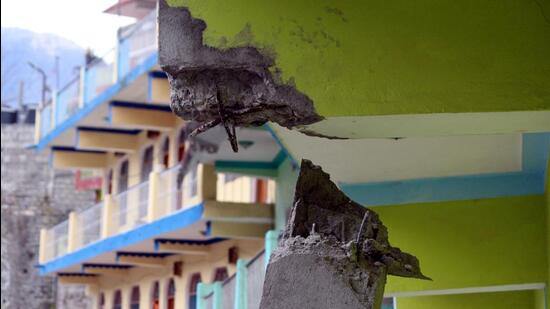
[28,0,550,308]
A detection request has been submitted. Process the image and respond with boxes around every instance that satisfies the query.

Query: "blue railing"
[37,9,157,139]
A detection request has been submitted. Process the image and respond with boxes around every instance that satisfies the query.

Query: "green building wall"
[167,0,550,118]
[377,195,547,293]
[398,290,538,309]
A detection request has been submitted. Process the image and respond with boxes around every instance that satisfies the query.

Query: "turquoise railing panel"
[40,104,52,138]
[197,282,222,309]
[234,259,248,309]
[55,78,80,125]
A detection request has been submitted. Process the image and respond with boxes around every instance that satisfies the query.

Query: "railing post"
[199,164,217,201]
[234,259,248,309]
[101,195,115,238]
[38,228,48,264]
[147,170,161,221]
[264,230,279,269]
[67,211,79,252]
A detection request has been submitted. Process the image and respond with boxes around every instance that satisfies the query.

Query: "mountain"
[1,27,85,107]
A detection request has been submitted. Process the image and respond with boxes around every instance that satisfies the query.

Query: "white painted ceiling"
[271,124,522,184]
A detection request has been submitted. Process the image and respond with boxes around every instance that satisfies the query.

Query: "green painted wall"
[167,0,550,117]
[274,158,298,231]
[374,195,547,293]
[534,288,545,309]
[397,290,536,309]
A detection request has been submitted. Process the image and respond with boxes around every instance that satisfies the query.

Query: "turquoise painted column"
[196,282,222,309]
[234,259,248,309]
[264,230,279,269]
[212,282,222,309]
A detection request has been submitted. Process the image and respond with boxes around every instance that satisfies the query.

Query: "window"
[167,279,176,309]
[212,267,228,282]
[141,146,154,182]
[151,281,160,309]
[255,179,268,203]
[162,137,170,168]
[113,290,122,309]
[98,293,105,309]
[130,286,140,309]
[188,273,202,309]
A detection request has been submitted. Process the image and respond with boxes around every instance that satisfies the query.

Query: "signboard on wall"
[75,170,102,191]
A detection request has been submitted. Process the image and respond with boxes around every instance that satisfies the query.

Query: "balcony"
[38,163,276,269]
[34,10,159,146]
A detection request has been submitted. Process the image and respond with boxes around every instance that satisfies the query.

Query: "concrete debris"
[260,160,429,309]
[158,1,322,152]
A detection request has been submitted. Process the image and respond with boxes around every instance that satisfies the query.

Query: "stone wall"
[1,123,96,309]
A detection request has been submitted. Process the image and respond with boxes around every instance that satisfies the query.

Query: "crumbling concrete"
[260,160,429,309]
[158,1,322,151]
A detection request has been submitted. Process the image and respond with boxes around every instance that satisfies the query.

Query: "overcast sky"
[1,0,135,54]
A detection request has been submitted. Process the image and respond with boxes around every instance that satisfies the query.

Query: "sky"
[1,0,136,54]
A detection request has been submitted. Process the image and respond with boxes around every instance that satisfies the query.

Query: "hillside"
[1,27,85,107]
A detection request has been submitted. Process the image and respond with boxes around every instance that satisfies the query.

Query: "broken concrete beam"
[158,1,322,151]
[260,160,429,309]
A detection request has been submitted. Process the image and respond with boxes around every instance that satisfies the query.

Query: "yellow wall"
[91,239,262,309]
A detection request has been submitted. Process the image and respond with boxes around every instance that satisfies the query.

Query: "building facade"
[34,1,549,309]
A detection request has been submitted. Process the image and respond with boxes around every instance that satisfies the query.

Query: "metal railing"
[216,174,276,204]
[76,201,103,249]
[44,220,69,262]
[203,251,266,309]
[112,181,149,233]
